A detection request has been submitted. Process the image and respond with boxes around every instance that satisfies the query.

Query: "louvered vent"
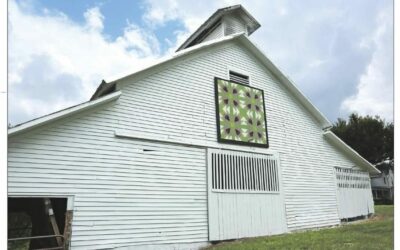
[229,71,249,85]
[210,150,279,192]
[335,167,371,189]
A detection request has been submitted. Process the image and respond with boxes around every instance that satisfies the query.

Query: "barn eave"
[8,91,122,137]
[323,131,380,175]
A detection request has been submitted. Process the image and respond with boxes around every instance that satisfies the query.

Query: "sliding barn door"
[207,149,287,241]
[335,167,374,219]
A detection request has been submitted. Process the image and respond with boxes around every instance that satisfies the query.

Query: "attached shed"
[8,5,379,250]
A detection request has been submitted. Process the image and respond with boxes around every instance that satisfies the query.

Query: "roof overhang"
[92,33,245,99]
[323,131,380,175]
[8,91,121,137]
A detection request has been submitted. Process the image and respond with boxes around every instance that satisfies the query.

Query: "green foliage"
[331,113,393,164]
[205,205,393,250]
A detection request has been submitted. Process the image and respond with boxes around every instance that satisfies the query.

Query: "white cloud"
[142,0,239,52]
[278,7,288,16]
[115,22,161,57]
[84,7,104,32]
[341,8,393,121]
[8,1,166,125]
[143,0,180,26]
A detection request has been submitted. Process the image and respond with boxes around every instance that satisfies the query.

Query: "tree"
[331,113,393,164]
[383,122,394,160]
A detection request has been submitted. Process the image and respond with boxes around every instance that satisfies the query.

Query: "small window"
[229,71,249,85]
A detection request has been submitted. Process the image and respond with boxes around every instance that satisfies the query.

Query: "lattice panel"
[335,167,371,189]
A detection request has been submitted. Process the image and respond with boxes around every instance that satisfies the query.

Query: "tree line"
[331,113,393,165]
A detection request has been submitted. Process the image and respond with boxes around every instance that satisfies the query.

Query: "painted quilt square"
[214,77,269,147]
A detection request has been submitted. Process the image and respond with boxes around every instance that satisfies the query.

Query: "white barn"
[8,5,379,250]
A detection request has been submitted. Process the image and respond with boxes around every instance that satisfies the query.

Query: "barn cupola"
[176,5,260,52]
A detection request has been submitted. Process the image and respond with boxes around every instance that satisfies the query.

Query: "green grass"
[205,205,393,250]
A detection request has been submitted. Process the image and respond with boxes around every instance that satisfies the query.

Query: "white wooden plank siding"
[8,38,369,249]
[115,41,358,230]
[202,24,224,43]
[207,149,287,240]
[8,106,208,250]
[223,15,246,35]
[335,168,374,219]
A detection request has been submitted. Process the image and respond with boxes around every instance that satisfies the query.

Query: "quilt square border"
[214,77,269,148]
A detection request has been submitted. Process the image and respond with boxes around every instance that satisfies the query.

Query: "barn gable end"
[113,38,373,230]
[8,4,377,250]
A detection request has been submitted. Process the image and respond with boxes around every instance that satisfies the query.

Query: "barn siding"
[9,39,364,249]
[115,40,358,230]
[223,15,247,35]
[8,105,208,249]
[207,149,287,241]
[202,24,224,43]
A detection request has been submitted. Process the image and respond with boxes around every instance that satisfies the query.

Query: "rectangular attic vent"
[229,71,249,85]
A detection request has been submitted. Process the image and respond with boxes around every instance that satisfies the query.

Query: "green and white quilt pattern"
[215,78,268,146]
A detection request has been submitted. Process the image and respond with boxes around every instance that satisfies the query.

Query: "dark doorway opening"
[8,197,68,250]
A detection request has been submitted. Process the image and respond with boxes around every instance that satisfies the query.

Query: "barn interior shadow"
[8,197,67,249]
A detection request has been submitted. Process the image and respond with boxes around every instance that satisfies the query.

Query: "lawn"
[205,205,393,250]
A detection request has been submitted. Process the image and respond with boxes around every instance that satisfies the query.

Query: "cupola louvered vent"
[176,5,261,52]
[229,71,249,85]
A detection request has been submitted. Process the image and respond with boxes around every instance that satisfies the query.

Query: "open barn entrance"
[8,197,73,250]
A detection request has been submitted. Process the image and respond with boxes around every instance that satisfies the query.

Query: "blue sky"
[12,0,186,51]
[8,0,393,125]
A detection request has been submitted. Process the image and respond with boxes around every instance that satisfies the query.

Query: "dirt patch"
[369,214,386,221]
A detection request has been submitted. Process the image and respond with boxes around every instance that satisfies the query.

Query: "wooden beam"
[63,210,73,250]
[44,198,63,247]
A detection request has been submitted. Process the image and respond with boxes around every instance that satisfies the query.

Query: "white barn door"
[335,167,374,219]
[207,149,287,241]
